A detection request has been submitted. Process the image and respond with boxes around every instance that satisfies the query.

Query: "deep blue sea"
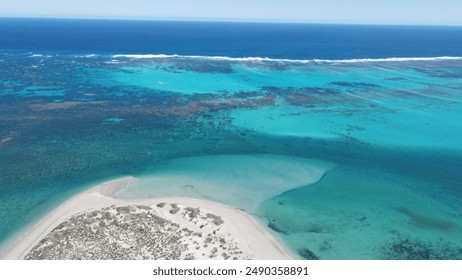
[1,18,462,259]
[1,18,462,59]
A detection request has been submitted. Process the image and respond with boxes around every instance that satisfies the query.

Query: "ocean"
[1,18,462,259]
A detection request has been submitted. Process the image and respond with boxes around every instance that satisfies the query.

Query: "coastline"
[0,177,294,260]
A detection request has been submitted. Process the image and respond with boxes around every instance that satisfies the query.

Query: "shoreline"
[1,177,294,260]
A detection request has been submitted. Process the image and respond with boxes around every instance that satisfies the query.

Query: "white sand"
[1,177,293,260]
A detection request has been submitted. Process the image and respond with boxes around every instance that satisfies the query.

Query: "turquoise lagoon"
[1,54,462,259]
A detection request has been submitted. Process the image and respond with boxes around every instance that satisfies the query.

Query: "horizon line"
[1,15,462,27]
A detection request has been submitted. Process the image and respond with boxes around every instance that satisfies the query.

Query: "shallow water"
[1,52,461,259]
[258,165,462,259]
[117,154,331,211]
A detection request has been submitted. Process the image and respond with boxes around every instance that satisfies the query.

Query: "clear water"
[1,19,462,259]
[117,154,331,211]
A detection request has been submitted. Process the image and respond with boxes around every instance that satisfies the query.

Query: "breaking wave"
[112,54,462,64]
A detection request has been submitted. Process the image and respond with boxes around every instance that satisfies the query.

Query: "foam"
[22,53,462,64]
[29,54,44,57]
[314,56,462,63]
[112,54,462,64]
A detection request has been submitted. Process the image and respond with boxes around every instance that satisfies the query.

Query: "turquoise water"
[230,101,462,150]
[1,53,462,259]
[258,164,462,259]
[117,154,332,211]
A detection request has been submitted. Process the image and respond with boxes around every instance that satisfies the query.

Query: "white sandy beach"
[1,177,293,260]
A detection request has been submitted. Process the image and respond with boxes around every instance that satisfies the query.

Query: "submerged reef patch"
[379,237,462,260]
[267,221,288,235]
[297,248,319,260]
[330,81,381,88]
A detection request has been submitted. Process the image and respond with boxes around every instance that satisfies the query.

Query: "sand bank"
[117,154,332,211]
[1,177,293,260]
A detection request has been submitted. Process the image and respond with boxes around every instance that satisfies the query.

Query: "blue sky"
[0,0,461,25]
